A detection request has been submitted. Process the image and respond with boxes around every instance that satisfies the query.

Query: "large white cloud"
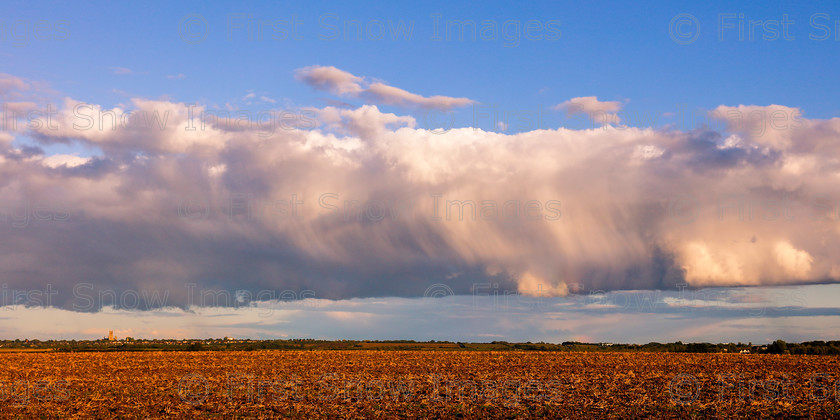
[2,72,840,309]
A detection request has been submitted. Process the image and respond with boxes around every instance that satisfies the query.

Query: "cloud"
[2,101,38,113]
[296,66,364,96]
[554,96,623,125]
[166,73,186,80]
[363,82,474,109]
[110,67,133,75]
[29,98,222,155]
[710,104,804,150]
[0,73,30,95]
[296,65,475,110]
[41,154,92,168]
[3,72,840,310]
[312,104,415,138]
[517,271,568,297]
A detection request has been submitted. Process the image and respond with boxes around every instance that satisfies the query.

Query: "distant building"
[108,330,116,341]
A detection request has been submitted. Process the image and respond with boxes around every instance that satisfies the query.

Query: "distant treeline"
[551,340,840,355]
[0,338,837,354]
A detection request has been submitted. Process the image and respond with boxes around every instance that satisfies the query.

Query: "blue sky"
[1,1,840,342]
[5,0,840,123]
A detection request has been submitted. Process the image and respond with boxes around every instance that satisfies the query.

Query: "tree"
[767,340,789,354]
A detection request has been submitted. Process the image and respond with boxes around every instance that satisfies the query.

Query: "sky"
[0,0,839,342]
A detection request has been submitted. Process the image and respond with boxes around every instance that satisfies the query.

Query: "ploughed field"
[1,350,839,418]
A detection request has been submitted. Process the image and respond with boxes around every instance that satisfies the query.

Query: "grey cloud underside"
[0,219,512,309]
